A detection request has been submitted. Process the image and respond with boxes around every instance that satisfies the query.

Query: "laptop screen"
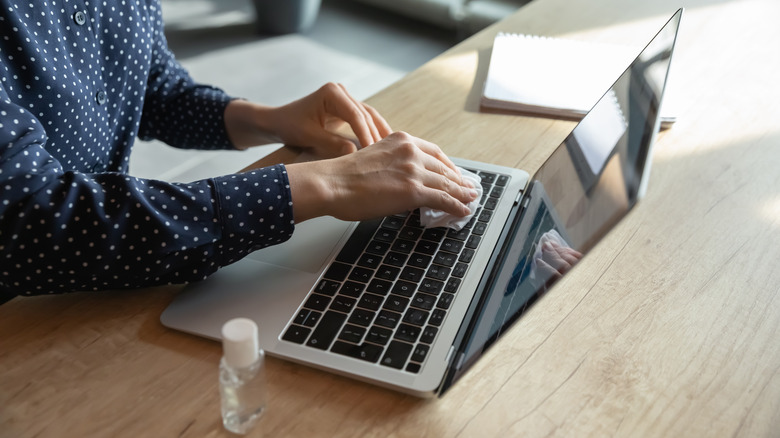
[441,9,682,394]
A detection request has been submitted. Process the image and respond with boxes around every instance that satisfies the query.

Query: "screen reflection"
[442,10,680,393]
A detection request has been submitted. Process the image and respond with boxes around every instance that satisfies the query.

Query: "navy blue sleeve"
[137,1,237,150]
[0,93,295,296]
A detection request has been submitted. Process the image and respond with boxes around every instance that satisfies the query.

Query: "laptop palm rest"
[246,215,353,273]
[161,216,354,348]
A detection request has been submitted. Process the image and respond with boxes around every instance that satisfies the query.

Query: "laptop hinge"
[445,345,456,364]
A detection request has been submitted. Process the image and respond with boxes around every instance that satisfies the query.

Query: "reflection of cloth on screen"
[530,229,570,280]
[420,167,482,230]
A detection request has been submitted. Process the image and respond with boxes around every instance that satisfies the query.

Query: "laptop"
[162,9,682,397]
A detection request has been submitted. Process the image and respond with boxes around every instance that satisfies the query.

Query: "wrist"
[224,99,282,149]
[285,161,334,223]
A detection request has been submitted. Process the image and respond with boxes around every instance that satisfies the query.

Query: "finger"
[418,165,479,206]
[412,135,460,175]
[535,258,563,280]
[547,240,582,265]
[557,247,582,265]
[363,103,393,139]
[335,83,382,146]
[321,83,375,148]
[417,185,473,218]
[541,242,570,273]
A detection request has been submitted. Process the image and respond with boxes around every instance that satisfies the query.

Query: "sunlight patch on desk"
[759,195,780,228]
[130,35,406,182]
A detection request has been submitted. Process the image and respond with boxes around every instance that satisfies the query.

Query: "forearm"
[224,99,283,149]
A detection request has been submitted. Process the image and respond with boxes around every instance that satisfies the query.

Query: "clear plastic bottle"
[220,318,267,435]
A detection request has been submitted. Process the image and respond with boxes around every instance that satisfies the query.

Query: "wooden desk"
[2,0,779,436]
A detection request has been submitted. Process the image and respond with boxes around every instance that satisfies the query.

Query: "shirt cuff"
[212,164,295,256]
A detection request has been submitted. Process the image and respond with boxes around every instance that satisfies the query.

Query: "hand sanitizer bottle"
[220,318,267,434]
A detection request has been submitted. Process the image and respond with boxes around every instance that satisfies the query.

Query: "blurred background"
[130,0,529,182]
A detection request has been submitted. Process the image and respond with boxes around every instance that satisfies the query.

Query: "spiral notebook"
[481,33,676,127]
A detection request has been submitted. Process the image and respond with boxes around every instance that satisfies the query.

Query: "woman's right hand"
[285,131,480,223]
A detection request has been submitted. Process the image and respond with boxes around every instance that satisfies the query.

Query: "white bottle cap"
[221,318,260,369]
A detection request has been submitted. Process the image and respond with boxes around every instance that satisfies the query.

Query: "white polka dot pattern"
[0,1,296,295]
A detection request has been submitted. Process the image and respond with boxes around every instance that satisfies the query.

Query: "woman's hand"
[286,132,480,223]
[224,83,392,157]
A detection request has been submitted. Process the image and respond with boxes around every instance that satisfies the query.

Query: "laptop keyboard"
[282,170,509,374]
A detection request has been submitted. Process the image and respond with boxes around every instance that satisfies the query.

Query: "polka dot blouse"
[0,0,295,296]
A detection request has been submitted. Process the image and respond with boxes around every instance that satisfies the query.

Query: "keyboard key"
[365,240,390,256]
[444,277,461,293]
[375,228,398,243]
[406,362,421,374]
[375,310,402,329]
[437,293,454,310]
[381,341,413,369]
[479,171,497,184]
[338,324,366,343]
[392,280,416,297]
[383,295,410,313]
[478,210,493,223]
[465,235,481,250]
[472,222,488,235]
[421,228,447,242]
[428,309,446,327]
[399,226,422,241]
[402,308,429,326]
[365,326,392,345]
[382,216,405,230]
[418,278,443,295]
[433,251,457,267]
[394,323,421,343]
[391,239,415,254]
[306,311,346,350]
[484,197,498,211]
[335,217,382,264]
[452,262,468,278]
[496,174,509,187]
[383,251,407,267]
[458,249,475,264]
[420,326,438,344]
[367,279,392,296]
[407,253,432,269]
[282,325,311,344]
[400,266,425,283]
[411,293,436,311]
[358,293,384,311]
[331,341,383,363]
[406,213,422,228]
[323,262,351,282]
[348,266,374,283]
[303,293,331,312]
[446,228,470,241]
[294,309,309,325]
[426,265,450,281]
[348,308,375,327]
[314,279,340,296]
[375,265,400,281]
[303,311,322,327]
[339,281,365,298]
[330,295,357,313]
[411,344,430,363]
[357,253,381,269]
[414,240,438,255]
[440,239,464,254]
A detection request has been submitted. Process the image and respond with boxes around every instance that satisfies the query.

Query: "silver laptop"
[162,9,682,397]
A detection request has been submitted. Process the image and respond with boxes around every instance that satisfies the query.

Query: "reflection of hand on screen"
[537,240,582,279]
[534,233,583,281]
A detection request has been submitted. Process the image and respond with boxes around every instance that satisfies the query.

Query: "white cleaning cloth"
[419,167,482,230]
